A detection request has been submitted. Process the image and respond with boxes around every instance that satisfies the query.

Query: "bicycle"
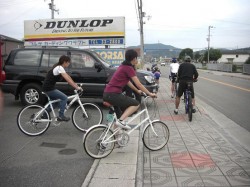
[169,74,178,98]
[184,81,194,122]
[83,93,170,159]
[17,84,103,136]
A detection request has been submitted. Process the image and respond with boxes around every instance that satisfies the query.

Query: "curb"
[82,159,100,187]
[82,116,141,187]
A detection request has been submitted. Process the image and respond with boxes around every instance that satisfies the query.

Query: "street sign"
[89,38,124,45]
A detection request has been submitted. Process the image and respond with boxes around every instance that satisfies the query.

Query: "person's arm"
[177,65,181,80]
[61,72,81,90]
[130,76,156,97]
[193,66,199,79]
[127,81,142,95]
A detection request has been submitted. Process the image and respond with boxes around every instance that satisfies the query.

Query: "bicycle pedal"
[52,121,61,126]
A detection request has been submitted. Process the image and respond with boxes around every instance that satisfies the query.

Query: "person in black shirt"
[42,55,82,121]
[174,56,198,114]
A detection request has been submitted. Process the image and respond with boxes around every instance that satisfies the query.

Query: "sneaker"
[174,109,178,115]
[192,109,196,113]
[57,116,70,122]
[115,120,131,130]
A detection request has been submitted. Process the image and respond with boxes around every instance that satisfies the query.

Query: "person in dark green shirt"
[174,56,198,114]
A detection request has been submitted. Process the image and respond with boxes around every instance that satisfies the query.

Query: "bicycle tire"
[184,93,188,113]
[188,94,193,121]
[142,120,170,151]
[72,103,103,132]
[17,105,50,136]
[174,82,178,98]
[145,97,157,119]
[83,125,115,159]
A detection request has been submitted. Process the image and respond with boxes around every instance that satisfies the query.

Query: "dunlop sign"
[24,17,125,46]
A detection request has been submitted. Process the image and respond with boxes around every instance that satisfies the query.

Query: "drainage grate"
[40,142,67,148]
[58,149,77,155]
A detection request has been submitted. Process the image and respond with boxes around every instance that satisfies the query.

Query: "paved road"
[159,65,250,132]
[0,94,107,187]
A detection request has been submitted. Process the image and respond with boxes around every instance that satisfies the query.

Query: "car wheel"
[20,83,45,106]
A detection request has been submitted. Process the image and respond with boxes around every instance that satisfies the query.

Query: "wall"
[217,54,250,65]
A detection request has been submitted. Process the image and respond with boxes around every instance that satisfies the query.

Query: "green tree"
[203,48,222,62]
[194,51,202,62]
[245,57,250,64]
[179,48,193,61]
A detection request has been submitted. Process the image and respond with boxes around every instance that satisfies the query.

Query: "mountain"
[128,43,182,58]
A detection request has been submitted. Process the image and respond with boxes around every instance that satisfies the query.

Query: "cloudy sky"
[0,0,249,50]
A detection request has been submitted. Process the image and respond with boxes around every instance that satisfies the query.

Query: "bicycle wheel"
[174,82,178,98]
[184,93,188,113]
[83,125,115,159]
[144,97,157,119]
[143,120,170,151]
[188,94,193,122]
[17,105,50,136]
[72,103,103,132]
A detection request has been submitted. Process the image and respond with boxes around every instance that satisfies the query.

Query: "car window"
[41,50,67,67]
[70,52,95,68]
[14,50,41,66]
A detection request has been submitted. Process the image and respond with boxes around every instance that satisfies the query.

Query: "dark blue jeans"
[45,89,68,117]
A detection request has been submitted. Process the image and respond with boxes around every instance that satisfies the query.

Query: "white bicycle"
[17,84,103,136]
[83,93,170,159]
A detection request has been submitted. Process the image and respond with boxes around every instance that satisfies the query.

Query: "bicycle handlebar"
[74,84,84,94]
[141,92,157,98]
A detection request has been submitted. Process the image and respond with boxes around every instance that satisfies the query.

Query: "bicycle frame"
[184,82,192,113]
[91,96,158,145]
[33,90,88,123]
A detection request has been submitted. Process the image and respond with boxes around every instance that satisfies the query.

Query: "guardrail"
[194,63,250,75]
[194,63,232,72]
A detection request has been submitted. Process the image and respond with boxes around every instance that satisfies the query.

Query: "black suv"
[2,47,157,105]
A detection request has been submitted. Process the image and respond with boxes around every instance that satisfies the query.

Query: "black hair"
[122,49,138,66]
[52,55,71,69]
[184,56,191,63]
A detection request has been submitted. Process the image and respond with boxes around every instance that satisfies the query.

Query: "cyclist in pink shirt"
[103,49,157,130]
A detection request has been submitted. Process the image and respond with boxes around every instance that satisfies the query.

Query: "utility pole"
[207,25,214,63]
[48,0,59,19]
[137,0,144,67]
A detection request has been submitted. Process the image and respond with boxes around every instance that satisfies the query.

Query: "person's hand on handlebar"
[137,90,143,95]
[149,92,157,98]
[76,86,83,92]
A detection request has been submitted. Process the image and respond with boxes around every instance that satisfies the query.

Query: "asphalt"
[82,71,250,187]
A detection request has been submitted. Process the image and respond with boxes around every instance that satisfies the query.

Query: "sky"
[0,0,250,50]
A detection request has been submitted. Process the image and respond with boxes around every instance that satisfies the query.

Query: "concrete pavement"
[82,72,250,187]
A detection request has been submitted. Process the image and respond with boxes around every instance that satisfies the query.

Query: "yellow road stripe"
[24,32,125,39]
[200,76,250,92]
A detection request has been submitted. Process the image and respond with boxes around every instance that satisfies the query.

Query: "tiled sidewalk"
[142,78,250,187]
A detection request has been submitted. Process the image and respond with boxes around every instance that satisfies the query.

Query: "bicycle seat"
[187,82,192,88]
[103,101,113,107]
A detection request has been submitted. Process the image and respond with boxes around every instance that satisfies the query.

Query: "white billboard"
[24,17,125,46]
